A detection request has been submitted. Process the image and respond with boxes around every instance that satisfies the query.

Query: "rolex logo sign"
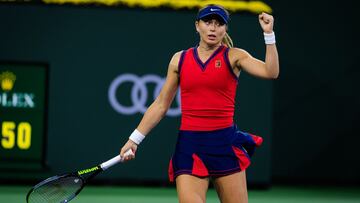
[0,71,16,91]
[0,70,35,109]
[0,63,47,170]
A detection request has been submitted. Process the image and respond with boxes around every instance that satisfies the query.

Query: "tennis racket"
[26,149,134,203]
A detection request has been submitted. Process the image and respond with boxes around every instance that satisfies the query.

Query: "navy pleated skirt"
[168,124,263,182]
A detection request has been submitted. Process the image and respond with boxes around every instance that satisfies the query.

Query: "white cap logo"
[210,8,220,12]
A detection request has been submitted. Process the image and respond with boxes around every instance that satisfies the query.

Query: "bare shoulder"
[168,50,184,73]
[228,47,251,60]
[227,47,253,69]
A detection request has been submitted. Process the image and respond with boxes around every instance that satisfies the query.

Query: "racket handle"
[100,149,134,170]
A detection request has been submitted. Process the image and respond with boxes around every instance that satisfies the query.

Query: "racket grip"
[100,149,134,170]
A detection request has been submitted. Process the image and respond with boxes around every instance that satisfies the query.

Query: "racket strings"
[27,176,83,203]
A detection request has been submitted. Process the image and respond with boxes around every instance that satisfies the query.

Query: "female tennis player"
[120,4,279,203]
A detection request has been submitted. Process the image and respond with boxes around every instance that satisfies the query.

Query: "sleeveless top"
[179,45,238,131]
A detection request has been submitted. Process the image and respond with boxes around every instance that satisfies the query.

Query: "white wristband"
[264,32,276,45]
[129,129,145,145]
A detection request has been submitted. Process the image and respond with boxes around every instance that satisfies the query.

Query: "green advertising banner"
[0,63,48,171]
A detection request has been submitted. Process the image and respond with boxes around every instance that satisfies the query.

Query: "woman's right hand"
[120,139,138,162]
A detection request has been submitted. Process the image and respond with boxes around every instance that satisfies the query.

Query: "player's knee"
[178,194,205,203]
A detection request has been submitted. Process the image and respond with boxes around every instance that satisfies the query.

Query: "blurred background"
[0,0,359,202]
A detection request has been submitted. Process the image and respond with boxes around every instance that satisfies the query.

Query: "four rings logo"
[108,73,181,117]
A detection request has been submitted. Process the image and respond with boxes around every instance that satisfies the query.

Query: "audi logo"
[108,73,181,117]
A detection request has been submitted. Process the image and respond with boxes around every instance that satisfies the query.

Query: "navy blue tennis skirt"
[168,124,263,182]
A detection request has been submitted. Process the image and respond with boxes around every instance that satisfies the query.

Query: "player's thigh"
[213,171,248,203]
[176,174,209,203]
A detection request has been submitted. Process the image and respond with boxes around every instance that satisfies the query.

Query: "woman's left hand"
[258,12,274,33]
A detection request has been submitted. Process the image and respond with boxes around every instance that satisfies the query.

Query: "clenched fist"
[259,12,274,33]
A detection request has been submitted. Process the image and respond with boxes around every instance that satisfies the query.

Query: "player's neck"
[198,42,222,52]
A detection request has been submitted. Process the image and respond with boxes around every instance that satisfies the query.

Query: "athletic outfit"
[168,45,263,182]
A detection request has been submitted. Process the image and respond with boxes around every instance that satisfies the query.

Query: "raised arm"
[230,12,279,79]
[120,51,181,160]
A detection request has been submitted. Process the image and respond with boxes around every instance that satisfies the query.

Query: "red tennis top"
[179,45,238,131]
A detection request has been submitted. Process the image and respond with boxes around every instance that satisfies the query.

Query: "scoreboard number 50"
[1,121,32,150]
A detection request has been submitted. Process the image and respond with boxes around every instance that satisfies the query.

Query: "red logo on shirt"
[215,60,221,68]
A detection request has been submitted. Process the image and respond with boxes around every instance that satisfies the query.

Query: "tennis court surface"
[1,185,359,203]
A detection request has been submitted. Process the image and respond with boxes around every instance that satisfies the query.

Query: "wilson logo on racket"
[78,166,99,175]
[27,150,133,203]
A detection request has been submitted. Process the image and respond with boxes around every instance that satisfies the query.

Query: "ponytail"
[222,32,234,48]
